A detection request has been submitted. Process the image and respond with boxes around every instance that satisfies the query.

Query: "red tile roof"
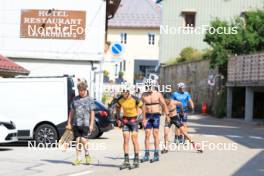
[0,55,29,75]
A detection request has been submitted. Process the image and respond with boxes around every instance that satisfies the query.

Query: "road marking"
[249,136,263,140]
[203,135,219,138]
[226,135,243,138]
[68,170,93,176]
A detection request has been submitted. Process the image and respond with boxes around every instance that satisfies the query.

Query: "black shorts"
[122,117,138,132]
[73,126,90,139]
[165,115,183,129]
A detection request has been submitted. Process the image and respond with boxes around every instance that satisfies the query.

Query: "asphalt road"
[0,115,263,176]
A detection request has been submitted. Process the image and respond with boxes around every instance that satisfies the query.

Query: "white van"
[0,76,75,144]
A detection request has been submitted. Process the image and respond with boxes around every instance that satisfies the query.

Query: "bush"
[165,47,208,65]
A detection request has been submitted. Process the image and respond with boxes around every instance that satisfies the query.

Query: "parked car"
[90,100,114,139]
[0,75,113,145]
[0,115,17,143]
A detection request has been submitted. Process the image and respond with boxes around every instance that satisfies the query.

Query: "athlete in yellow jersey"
[116,88,143,169]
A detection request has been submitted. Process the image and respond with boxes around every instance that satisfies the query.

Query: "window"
[182,12,196,27]
[148,33,155,45]
[120,32,127,44]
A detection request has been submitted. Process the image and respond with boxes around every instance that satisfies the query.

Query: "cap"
[177,82,185,88]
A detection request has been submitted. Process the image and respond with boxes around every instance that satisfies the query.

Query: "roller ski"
[140,153,150,163]
[161,149,169,154]
[129,157,139,170]
[119,161,130,170]
[72,159,82,166]
[191,141,203,153]
[150,152,159,163]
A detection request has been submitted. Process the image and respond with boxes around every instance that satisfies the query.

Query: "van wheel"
[88,123,100,139]
[35,124,58,145]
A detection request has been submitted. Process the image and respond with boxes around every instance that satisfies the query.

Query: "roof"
[0,55,30,76]
[108,0,161,28]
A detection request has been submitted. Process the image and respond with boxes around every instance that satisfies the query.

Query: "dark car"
[89,100,114,139]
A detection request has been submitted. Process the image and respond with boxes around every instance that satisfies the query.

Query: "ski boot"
[140,152,150,163]
[150,151,159,163]
[129,157,139,170]
[119,156,130,170]
[84,155,92,165]
[178,135,184,144]
[174,135,180,145]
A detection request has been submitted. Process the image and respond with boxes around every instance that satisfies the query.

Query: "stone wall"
[160,60,223,115]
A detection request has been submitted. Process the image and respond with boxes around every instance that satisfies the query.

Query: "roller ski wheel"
[161,149,169,154]
[192,142,203,153]
[119,162,130,170]
[129,163,139,170]
[140,156,149,163]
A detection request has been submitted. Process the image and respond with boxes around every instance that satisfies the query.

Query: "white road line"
[225,135,243,138]
[68,170,94,176]
[249,136,263,140]
[203,135,219,138]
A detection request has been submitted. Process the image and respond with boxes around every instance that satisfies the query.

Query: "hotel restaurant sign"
[20,9,86,40]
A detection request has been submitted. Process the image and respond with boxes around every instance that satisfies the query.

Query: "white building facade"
[0,0,106,100]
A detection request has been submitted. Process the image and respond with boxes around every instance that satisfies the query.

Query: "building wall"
[159,0,264,63]
[105,28,160,84]
[0,0,106,100]
[0,0,106,61]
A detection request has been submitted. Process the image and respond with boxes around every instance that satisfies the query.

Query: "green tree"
[204,10,264,69]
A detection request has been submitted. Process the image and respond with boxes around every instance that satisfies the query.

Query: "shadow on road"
[41,159,72,165]
[232,151,264,176]
[0,148,13,151]
[90,163,120,168]
[0,141,29,147]
[105,156,124,160]
[94,137,109,140]
[188,115,264,149]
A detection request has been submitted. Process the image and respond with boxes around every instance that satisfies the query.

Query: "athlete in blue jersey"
[171,82,194,144]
